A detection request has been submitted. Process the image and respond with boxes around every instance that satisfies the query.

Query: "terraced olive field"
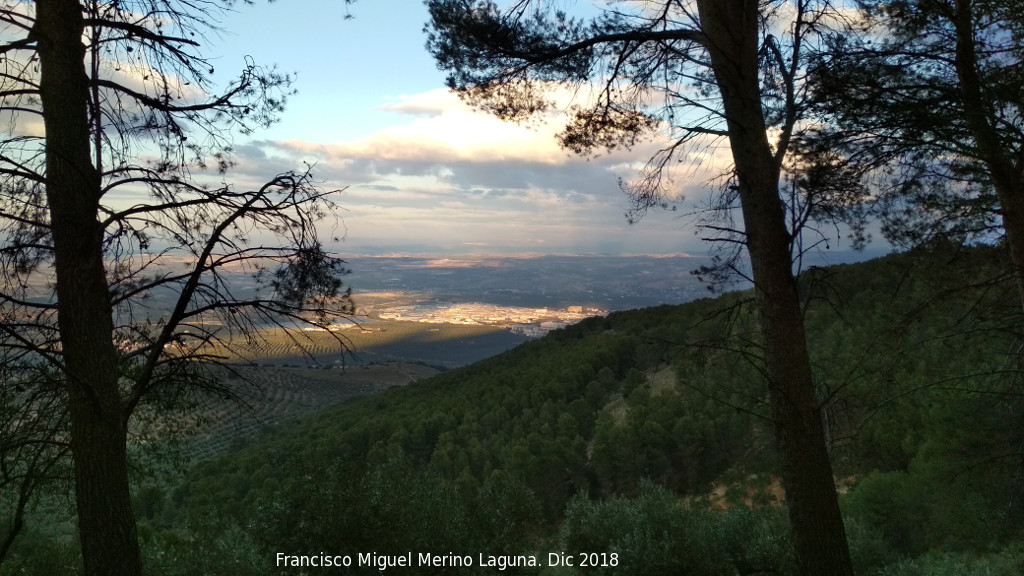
[182,361,440,460]
[202,319,529,368]
[177,320,528,460]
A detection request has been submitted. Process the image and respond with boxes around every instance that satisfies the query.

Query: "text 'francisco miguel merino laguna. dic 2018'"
[275,551,621,571]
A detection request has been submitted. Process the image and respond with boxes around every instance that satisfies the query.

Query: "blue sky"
[190,0,723,256]
[205,0,869,260]
[214,0,444,143]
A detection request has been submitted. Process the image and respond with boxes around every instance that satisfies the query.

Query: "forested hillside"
[7,245,1024,575]
[169,245,1024,575]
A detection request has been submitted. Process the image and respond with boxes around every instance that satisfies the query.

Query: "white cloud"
[378,89,458,117]
[278,89,571,166]
[220,87,737,255]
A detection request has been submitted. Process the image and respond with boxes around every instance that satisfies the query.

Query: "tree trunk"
[695,1,855,574]
[34,1,143,575]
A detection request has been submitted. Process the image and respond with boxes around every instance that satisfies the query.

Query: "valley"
[8,249,1022,576]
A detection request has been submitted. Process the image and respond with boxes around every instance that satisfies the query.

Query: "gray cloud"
[213,90,734,256]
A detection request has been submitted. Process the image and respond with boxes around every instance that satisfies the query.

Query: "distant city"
[109,252,873,351]
[334,251,889,340]
[346,254,717,308]
[359,297,604,338]
[342,254,719,337]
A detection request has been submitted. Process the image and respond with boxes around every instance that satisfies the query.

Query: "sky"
[202,0,870,259]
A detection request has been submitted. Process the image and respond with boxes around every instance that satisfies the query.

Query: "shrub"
[559,482,794,576]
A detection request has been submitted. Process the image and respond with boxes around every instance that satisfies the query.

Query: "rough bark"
[34,0,142,574]
[695,1,854,574]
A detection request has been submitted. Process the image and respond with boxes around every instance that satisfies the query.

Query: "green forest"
[6,0,1024,574]
[7,244,1024,575]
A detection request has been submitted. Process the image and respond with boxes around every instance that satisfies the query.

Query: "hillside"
[8,245,1024,575]
[172,246,1024,574]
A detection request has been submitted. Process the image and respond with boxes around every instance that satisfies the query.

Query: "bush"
[0,537,80,576]
[843,471,928,555]
[142,521,268,576]
[875,545,1024,576]
[559,482,794,576]
[843,517,899,575]
[0,513,80,576]
[716,505,794,575]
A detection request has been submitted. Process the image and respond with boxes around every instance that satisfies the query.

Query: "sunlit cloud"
[220,87,741,255]
[276,92,569,166]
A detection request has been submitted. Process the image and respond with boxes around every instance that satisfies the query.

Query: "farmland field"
[181,361,441,460]
[200,319,530,369]
[175,319,528,459]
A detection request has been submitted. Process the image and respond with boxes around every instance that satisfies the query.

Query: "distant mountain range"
[341,250,888,311]
[343,254,716,311]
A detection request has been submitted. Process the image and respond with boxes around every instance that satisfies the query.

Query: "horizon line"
[341,251,701,259]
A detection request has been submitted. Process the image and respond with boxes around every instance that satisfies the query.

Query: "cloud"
[377,90,460,117]
[220,87,737,255]
[231,86,731,201]
[277,92,571,166]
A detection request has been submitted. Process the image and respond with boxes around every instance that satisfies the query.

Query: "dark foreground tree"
[426,1,856,574]
[2,1,354,574]
[812,0,1024,298]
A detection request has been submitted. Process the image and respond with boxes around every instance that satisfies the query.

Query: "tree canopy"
[0,0,354,574]
[812,0,1024,297]
[427,1,861,573]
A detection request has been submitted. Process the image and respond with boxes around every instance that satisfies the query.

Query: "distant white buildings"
[375,302,604,337]
[510,324,547,337]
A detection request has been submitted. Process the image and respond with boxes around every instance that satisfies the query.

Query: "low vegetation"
[198,319,522,367]
[4,244,1024,575]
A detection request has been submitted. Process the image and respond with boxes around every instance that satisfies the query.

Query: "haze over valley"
[191,254,718,369]
[346,254,710,315]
